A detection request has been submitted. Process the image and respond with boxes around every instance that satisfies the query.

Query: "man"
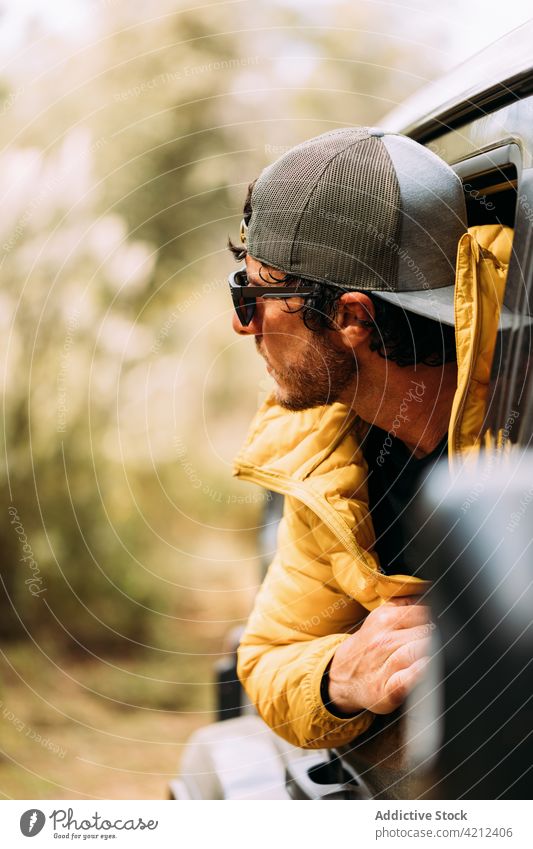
[227,127,510,748]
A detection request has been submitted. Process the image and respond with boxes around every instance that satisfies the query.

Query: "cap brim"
[372,286,520,330]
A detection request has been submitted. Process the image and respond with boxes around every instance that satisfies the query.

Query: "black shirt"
[361,424,448,575]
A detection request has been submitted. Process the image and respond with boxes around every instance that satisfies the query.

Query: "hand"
[328,598,433,715]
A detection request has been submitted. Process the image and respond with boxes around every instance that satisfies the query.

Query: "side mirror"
[405,451,533,799]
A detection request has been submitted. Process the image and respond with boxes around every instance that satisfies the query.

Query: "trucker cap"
[246,127,471,327]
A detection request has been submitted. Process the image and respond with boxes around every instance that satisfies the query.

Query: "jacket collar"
[233,393,361,481]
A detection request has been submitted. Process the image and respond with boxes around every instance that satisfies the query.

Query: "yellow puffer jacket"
[233,225,512,749]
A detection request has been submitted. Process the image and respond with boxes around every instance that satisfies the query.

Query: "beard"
[256,333,357,411]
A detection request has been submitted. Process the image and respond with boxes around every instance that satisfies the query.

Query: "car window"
[485,167,533,447]
[453,143,519,228]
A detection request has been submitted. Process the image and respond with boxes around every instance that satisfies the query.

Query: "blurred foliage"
[0,0,445,659]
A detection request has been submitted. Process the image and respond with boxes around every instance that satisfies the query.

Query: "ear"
[335,291,375,350]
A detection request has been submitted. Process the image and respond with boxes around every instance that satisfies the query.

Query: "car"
[170,20,533,801]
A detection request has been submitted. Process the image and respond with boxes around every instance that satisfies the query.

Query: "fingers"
[384,633,431,674]
[385,656,430,708]
[389,623,435,647]
[386,595,422,606]
[376,601,432,631]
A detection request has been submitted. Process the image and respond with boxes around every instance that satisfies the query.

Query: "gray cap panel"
[381,135,467,293]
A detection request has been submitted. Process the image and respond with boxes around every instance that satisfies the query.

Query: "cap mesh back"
[245,127,467,306]
[248,128,401,289]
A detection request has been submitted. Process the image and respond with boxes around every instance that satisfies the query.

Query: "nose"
[231,303,263,336]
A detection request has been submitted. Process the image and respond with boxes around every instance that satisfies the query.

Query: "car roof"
[383,19,533,142]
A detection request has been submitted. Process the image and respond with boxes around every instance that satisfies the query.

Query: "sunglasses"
[228,268,316,327]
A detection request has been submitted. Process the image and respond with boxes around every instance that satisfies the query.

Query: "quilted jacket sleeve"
[237,494,375,749]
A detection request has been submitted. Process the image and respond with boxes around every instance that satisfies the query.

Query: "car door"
[338,68,533,801]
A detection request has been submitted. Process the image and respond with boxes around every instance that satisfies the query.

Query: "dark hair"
[272,280,456,367]
[228,182,457,368]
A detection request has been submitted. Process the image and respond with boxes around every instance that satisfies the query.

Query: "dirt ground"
[0,645,213,800]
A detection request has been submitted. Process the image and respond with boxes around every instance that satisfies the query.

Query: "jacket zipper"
[451,236,483,458]
[235,463,427,587]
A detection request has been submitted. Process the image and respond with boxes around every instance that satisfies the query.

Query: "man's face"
[231,255,357,411]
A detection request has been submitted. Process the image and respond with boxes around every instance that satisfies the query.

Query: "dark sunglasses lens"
[232,290,255,326]
[241,297,255,326]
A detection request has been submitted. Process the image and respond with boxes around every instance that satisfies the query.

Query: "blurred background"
[0,0,531,800]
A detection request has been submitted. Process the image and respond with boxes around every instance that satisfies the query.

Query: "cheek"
[263,304,303,339]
